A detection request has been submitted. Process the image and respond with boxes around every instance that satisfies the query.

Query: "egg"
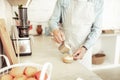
[13,75,27,80]
[34,71,48,80]
[0,74,13,80]
[9,67,24,77]
[24,66,38,77]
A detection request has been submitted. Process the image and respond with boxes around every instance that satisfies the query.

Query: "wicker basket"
[92,53,106,65]
[0,55,52,80]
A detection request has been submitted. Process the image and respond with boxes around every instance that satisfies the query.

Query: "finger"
[60,31,65,41]
[58,32,64,42]
[73,55,83,60]
[73,54,79,60]
[57,31,64,43]
[73,50,80,56]
[53,29,64,43]
[54,36,61,43]
[53,37,59,43]
[73,52,83,60]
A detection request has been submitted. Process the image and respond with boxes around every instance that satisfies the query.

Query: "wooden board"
[0,19,18,64]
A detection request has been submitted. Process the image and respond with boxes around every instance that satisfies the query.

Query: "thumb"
[73,50,80,57]
[60,31,65,41]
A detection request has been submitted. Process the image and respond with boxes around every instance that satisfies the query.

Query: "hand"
[52,29,65,44]
[73,46,87,60]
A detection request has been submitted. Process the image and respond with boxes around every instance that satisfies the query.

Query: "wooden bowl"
[92,53,106,65]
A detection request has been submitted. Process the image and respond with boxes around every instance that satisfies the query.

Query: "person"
[49,0,103,68]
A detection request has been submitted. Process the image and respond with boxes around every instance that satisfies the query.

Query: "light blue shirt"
[49,0,104,49]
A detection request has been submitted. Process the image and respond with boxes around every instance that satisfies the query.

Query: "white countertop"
[19,35,102,80]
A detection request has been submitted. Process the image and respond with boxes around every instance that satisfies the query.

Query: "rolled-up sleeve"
[49,0,62,31]
[84,0,104,49]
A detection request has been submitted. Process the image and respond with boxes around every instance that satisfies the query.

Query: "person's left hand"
[73,47,87,60]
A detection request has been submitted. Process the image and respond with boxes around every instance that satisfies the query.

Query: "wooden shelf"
[7,0,31,6]
[101,33,120,37]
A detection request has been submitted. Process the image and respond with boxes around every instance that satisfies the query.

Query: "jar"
[36,25,42,35]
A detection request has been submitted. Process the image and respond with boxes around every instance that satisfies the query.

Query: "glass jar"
[36,25,42,35]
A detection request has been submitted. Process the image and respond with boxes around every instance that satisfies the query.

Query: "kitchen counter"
[19,35,102,80]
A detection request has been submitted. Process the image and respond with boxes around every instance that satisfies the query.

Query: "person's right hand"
[52,29,65,44]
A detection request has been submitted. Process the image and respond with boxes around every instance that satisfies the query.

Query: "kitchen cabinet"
[7,0,32,6]
[92,34,120,70]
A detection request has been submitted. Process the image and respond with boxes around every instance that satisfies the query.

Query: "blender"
[12,6,32,56]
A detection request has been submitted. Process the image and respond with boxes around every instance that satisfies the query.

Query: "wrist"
[82,46,88,51]
[52,29,59,34]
